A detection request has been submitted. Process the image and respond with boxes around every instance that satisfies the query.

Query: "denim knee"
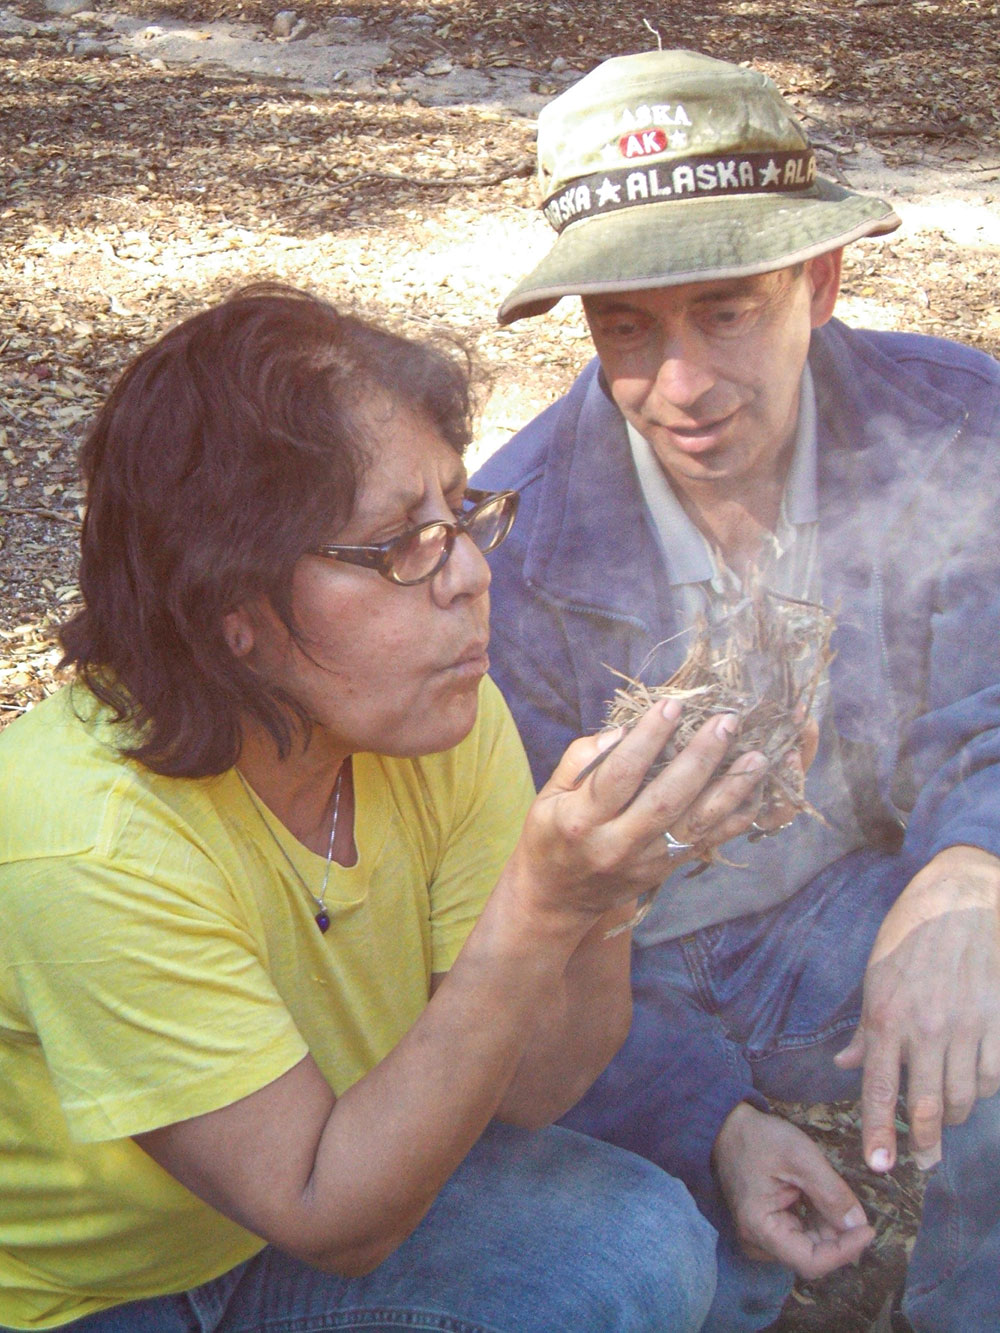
[10,1126,718,1333]
[904,1091,1000,1331]
[615,1155,718,1331]
[532,1128,718,1332]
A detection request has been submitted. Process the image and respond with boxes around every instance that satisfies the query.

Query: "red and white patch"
[618,128,668,159]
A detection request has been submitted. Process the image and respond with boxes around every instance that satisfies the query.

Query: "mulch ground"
[2,0,998,1325]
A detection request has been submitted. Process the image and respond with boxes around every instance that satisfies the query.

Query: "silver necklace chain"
[235,766,344,934]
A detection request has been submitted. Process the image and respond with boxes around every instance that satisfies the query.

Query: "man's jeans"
[560,848,1000,1333]
[12,1122,716,1333]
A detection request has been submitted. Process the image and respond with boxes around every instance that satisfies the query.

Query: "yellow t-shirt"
[0,677,534,1330]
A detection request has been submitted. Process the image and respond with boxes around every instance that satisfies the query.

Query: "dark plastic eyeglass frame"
[310,488,520,586]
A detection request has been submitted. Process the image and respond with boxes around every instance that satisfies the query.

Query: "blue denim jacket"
[475,316,1000,881]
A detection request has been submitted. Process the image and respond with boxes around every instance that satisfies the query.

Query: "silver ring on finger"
[663,829,695,857]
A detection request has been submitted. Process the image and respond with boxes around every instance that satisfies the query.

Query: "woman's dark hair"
[59,284,474,777]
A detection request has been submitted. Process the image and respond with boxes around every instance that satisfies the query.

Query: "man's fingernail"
[843,1205,867,1229]
[869,1148,891,1171]
[661,699,682,721]
[716,712,739,737]
[912,1144,942,1171]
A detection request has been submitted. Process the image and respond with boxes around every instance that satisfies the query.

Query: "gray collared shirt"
[627,363,821,609]
[626,367,866,943]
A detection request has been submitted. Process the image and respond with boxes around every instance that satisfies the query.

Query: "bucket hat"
[499,49,900,324]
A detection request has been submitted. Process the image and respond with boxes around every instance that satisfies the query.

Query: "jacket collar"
[811,317,968,531]
[521,359,670,629]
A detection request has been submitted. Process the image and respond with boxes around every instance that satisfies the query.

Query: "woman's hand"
[508,699,769,930]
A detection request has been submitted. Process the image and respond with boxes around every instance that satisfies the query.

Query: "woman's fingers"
[527,702,695,912]
[677,750,769,846]
[623,712,766,850]
[547,701,785,892]
[554,699,684,813]
[560,705,773,845]
[641,752,769,877]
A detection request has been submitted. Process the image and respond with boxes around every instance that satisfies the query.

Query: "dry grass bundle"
[606,566,837,850]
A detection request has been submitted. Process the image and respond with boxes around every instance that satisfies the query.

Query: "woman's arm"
[136,888,590,1278]
[137,702,767,1276]
[438,902,636,1129]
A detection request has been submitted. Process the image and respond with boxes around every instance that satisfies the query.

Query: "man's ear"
[807,248,844,328]
[222,607,256,660]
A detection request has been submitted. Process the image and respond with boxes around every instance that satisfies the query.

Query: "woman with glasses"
[0,287,771,1333]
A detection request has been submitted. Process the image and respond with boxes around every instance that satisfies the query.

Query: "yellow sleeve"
[426,677,535,973]
[4,845,308,1143]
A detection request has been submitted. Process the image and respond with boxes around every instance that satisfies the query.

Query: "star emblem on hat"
[596,177,623,206]
[668,130,689,149]
[759,158,782,187]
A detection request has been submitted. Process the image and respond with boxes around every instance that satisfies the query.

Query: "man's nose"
[652,335,716,409]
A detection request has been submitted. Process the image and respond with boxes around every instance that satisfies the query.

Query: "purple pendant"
[315,910,330,933]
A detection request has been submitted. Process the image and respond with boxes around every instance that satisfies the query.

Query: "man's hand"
[835,845,1000,1172]
[748,713,820,835]
[713,1102,874,1279]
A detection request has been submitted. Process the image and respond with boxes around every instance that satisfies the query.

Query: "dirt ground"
[2,0,999,1326]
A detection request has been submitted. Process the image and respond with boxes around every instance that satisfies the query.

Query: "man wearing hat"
[475,49,1000,1332]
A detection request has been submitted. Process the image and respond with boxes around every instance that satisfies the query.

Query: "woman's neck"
[235,723,354,861]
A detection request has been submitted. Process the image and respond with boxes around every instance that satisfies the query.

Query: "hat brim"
[498,176,900,324]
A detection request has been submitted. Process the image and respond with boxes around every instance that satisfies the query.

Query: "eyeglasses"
[311,488,520,586]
